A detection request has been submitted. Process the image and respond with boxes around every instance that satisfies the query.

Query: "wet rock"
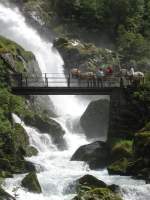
[73,188,122,200]
[13,123,29,151]
[0,187,15,200]
[80,99,109,139]
[71,141,109,169]
[26,146,38,157]
[77,175,107,188]
[12,160,36,174]
[24,113,66,149]
[73,174,122,200]
[21,172,42,193]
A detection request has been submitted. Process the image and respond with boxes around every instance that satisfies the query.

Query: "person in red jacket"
[106,66,113,75]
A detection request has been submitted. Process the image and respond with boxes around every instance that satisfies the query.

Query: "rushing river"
[0,2,150,200]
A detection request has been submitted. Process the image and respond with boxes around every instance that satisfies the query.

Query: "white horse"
[127,68,144,85]
[120,68,144,85]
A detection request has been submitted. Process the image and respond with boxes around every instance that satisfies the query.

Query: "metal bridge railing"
[10,73,126,88]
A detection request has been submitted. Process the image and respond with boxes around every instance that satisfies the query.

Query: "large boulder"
[77,175,107,188]
[73,174,122,200]
[71,141,109,169]
[80,99,109,139]
[21,172,42,193]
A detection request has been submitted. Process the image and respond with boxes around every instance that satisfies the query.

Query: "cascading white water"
[1,2,150,200]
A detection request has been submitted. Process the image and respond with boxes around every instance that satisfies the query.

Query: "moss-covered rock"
[12,123,38,157]
[110,140,133,162]
[13,123,29,154]
[21,172,42,193]
[125,131,150,180]
[73,174,122,200]
[73,188,122,200]
[133,131,150,158]
[107,158,129,175]
[0,171,13,178]
[26,146,38,157]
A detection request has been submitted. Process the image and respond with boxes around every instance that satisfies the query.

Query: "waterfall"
[0,2,150,200]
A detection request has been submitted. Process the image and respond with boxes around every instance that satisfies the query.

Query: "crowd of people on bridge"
[71,65,145,87]
[71,65,114,87]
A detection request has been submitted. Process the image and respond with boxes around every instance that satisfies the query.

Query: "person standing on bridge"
[106,66,113,75]
[96,68,104,87]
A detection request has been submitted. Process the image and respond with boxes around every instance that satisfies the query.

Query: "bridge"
[10,73,126,95]
[10,72,142,144]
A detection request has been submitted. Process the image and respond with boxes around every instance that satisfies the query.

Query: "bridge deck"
[11,86,118,95]
[10,73,125,95]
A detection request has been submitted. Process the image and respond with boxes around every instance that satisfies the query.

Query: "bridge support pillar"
[107,88,127,144]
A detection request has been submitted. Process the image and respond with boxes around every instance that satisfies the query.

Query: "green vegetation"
[108,158,129,175]
[13,0,150,68]
[0,36,39,186]
[48,0,150,67]
[77,188,122,200]
[110,140,133,162]
[0,36,34,72]
[54,37,116,73]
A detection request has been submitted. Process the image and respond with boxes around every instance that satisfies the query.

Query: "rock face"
[24,113,66,149]
[71,141,108,169]
[80,99,109,140]
[21,172,42,193]
[54,37,117,73]
[73,174,122,200]
[0,36,56,180]
[13,123,38,158]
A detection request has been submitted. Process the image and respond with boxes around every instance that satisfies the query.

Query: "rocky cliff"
[0,36,66,184]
